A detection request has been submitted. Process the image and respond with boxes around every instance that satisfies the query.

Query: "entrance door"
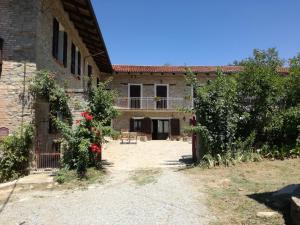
[156,85,168,109]
[152,119,169,140]
[129,84,141,108]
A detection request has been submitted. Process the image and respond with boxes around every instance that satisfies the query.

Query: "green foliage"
[52,80,119,177]
[88,79,118,125]
[190,48,300,165]
[264,106,300,149]
[188,70,240,157]
[55,112,104,176]
[236,49,285,140]
[0,124,34,182]
[29,70,72,126]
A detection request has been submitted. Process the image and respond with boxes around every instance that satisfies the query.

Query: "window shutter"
[77,51,81,75]
[71,43,75,74]
[142,117,152,134]
[130,118,134,132]
[0,38,3,77]
[88,65,92,77]
[52,18,59,59]
[63,32,68,67]
[171,119,180,136]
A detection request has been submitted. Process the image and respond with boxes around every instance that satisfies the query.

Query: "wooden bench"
[121,131,137,144]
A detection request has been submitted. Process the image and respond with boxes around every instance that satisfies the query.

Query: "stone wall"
[0,61,36,133]
[104,72,214,136]
[107,73,192,99]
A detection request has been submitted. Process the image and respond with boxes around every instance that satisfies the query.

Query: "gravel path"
[0,141,210,225]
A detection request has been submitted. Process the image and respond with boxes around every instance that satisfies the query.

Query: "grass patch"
[54,168,106,189]
[186,158,300,225]
[130,169,162,186]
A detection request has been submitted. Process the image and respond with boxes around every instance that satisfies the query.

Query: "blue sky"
[92,0,300,66]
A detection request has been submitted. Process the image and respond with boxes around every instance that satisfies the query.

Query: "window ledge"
[53,57,65,68]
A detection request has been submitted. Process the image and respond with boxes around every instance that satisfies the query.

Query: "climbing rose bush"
[56,111,105,176]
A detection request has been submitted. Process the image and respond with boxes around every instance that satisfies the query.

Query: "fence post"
[190,116,197,162]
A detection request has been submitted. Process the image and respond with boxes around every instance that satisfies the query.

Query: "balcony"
[115,97,193,111]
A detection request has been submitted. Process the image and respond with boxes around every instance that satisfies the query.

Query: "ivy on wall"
[29,71,72,126]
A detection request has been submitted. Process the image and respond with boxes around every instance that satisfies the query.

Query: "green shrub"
[265,106,300,149]
[0,124,34,183]
[189,70,239,158]
[189,48,300,166]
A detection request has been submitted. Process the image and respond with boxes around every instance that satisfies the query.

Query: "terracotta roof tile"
[113,65,289,74]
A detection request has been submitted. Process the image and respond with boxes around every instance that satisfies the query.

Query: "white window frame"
[154,84,169,109]
[128,83,143,109]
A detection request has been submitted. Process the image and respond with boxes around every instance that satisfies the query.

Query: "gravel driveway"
[0,140,210,225]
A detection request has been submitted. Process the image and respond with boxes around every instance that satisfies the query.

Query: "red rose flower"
[81,112,93,121]
[85,115,93,121]
[90,143,102,154]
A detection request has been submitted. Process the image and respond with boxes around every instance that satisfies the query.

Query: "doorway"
[129,84,142,109]
[152,119,169,140]
[155,84,168,109]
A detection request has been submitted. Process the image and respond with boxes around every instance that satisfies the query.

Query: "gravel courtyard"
[0,140,210,225]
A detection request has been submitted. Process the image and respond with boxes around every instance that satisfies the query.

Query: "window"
[0,38,3,76]
[71,43,81,75]
[88,65,92,77]
[87,65,93,89]
[129,84,142,108]
[130,118,143,132]
[52,18,68,67]
[96,78,100,87]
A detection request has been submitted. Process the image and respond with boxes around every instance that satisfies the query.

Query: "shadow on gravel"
[0,180,18,215]
[248,184,300,225]
[101,160,114,168]
[163,155,195,168]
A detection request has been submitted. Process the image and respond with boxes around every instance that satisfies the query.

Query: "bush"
[265,106,300,149]
[88,80,118,125]
[57,112,104,176]
[189,70,239,158]
[0,124,34,183]
[190,48,300,166]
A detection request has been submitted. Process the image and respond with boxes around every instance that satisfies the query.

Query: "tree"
[88,80,118,125]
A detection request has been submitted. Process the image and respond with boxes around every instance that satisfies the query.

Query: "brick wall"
[0,0,103,160]
[35,0,102,89]
[0,0,38,62]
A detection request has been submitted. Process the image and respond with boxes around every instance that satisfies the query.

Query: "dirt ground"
[0,140,211,225]
[185,158,300,225]
[102,139,193,171]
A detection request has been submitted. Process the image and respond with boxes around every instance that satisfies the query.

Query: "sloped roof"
[61,0,112,73]
[112,65,289,74]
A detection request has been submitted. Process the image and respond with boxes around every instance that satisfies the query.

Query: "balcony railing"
[115,97,193,110]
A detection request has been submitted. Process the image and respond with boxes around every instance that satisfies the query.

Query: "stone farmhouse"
[104,65,242,140]
[3,0,283,168]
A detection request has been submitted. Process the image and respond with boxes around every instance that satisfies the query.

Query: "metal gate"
[35,140,61,169]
